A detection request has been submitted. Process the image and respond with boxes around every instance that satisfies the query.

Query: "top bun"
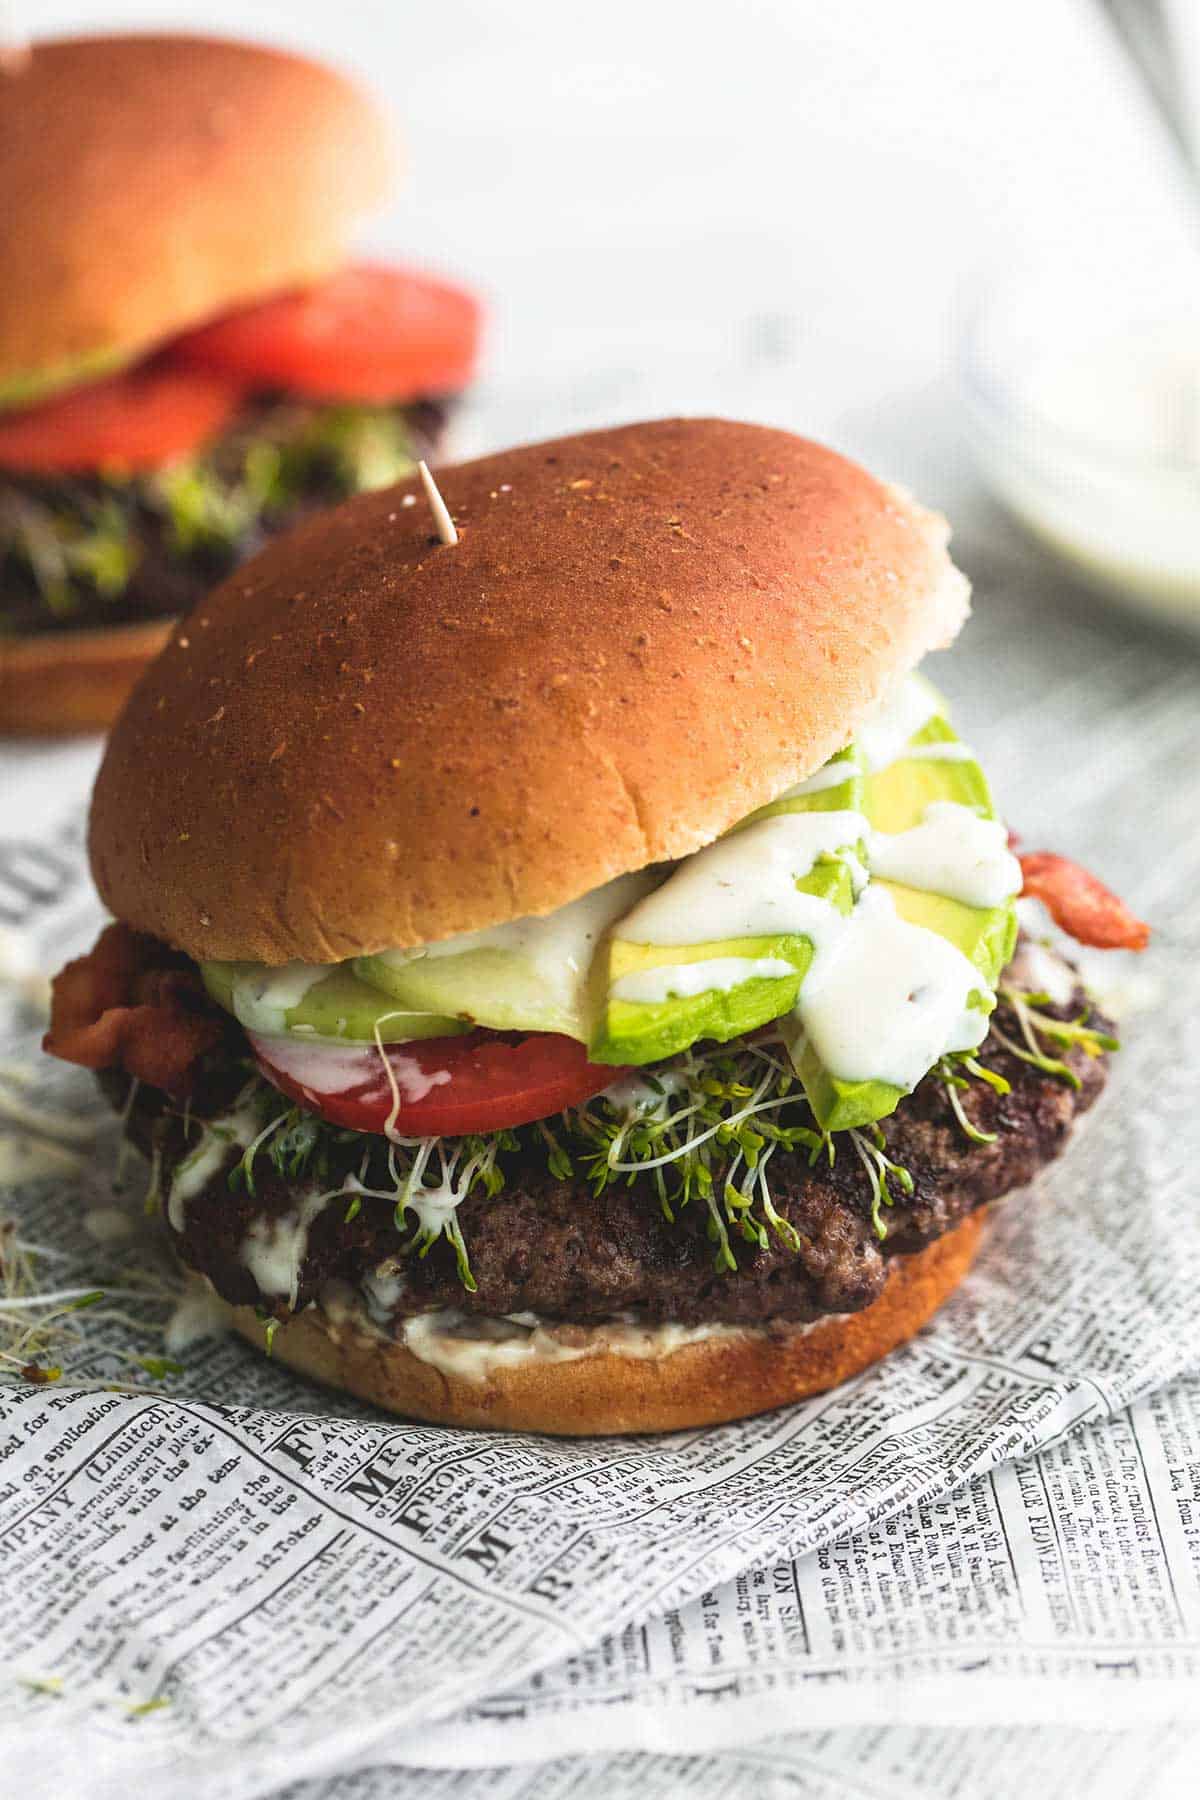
[0,35,392,406]
[89,418,970,966]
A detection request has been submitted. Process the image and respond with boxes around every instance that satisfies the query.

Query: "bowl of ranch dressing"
[961,258,1200,627]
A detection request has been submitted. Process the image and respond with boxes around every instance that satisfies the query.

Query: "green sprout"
[0,1212,185,1392]
[992,988,1118,1092]
[847,1126,914,1241]
[937,1052,1011,1146]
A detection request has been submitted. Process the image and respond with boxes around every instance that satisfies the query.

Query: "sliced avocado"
[743,746,862,822]
[590,852,858,1067]
[793,711,1019,1132]
[354,946,583,1040]
[590,755,866,1066]
[201,961,465,1043]
[863,715,991,829]
[861,714,1014,986]
[353,871,658,1044]
[786,1037,905,1136]
[883,880,1019,976]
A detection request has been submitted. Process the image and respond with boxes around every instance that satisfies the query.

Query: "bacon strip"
[1018,852,1150,952]
[43,922,227,1097]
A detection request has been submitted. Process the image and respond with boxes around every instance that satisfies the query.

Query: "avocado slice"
[201,961,466,1044]
[592,858,857,1065]
[793,707,1019,1132]
[353,871,658,1044]
[590,759,866,1066]
[354,945,584,1040]
[863,714,991,828]
[742,745,862,822]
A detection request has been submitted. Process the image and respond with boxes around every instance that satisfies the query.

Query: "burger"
[0,34,482,733]
[42,419,1148,1434]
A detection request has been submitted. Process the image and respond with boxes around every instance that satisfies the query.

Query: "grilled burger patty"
[118,949,1111,1332]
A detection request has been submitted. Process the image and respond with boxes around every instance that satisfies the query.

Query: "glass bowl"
[960,260,1200,627]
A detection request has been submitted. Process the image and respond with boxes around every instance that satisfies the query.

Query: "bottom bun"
[0,618,173,733]
[228,1212,985,1435]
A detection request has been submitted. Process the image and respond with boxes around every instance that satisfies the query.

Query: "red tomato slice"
[0,363,245,473]
[171,263,483,403]
[250,1029,624,1138]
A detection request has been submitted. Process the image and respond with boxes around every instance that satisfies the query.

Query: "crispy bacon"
[1018,852,1150,952]
[43,922,228,1098]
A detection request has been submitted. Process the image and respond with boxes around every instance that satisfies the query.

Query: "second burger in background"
[0,33,483,731]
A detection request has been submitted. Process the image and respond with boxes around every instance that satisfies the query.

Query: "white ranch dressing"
[613,956,798,1005]
[247,1032,452,1102]
[774,757,859,800]
[616,811,866,947]
[379,869,655,998]
[165,1284,233,1354]
[396,1310,756,1381]
[902,740,976,763]
[601,1068,691,1118]
[167,1103,261,1232]
[230,963,327,1035]
[867,802,1021,909]
[1006,939,1077,1008]
[360,1261,407,1325]
[239,1188,332,1309]
[856,675,941,772]
[796,886,990,1089]
[225,674,1011,1133]
[322,1277,823,1379]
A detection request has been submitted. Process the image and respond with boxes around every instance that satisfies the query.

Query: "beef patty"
[119,944,1111,1332]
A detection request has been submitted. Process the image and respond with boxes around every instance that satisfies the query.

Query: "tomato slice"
[171,263,483,403]
[250,1029,624,1138]
[0,363,245,473]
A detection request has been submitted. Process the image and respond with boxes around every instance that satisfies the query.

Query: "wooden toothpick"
[418,460,459,546]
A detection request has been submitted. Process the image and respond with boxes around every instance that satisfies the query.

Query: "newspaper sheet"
[1,554,1199,1800]
[271,1720,1200,1800]
[396,1380,1200,1767]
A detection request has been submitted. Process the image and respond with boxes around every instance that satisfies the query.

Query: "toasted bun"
[0,619,173,734]
[0,35,392,405]
[90,418,970,965]
[227,1214,983,1433]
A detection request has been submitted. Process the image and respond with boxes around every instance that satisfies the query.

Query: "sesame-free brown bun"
[0,35,392,405]
[0,618,174,734]
[90,418,970,965]
[227,1214,984,1433]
